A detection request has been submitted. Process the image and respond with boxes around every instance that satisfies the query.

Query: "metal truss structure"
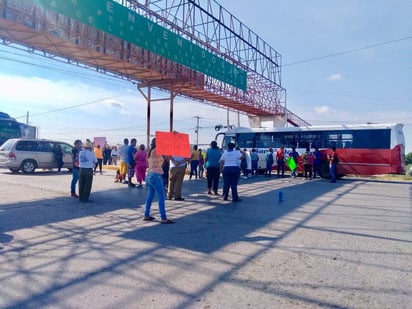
[0,0,309,127]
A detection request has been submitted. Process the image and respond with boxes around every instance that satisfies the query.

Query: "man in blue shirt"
[127,138,137,187]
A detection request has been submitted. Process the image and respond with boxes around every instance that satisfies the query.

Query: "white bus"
[215,123,405,178]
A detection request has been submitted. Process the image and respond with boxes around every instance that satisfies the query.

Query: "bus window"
[279,133,298,148]
[222,135,235,150]
[256,133,276,148]
[352,129,390,149]
[341,133,353,148]
[236,133,256,149]
[299,132,322,149]
[326,132,343,148]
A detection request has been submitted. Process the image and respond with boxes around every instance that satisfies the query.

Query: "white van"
[0,138,73,173]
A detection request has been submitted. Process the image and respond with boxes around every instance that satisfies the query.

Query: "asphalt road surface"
[0,168,411,308]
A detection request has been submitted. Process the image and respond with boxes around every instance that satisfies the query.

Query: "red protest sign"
[155,131,190,157]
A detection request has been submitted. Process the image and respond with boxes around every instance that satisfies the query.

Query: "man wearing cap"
[79,140,97,203]
[70,139,82,198]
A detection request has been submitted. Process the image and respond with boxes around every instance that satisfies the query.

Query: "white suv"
[0,138,73,173]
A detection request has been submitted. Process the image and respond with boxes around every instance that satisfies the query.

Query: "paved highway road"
[0,169,411,308]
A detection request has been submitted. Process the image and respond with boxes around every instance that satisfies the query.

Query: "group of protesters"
[69,137,339,224]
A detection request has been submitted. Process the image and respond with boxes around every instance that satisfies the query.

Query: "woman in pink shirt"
[134,144,148,187]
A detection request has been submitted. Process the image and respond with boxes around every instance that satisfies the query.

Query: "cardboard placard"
[93,137,106,147]
[155,131,190,157]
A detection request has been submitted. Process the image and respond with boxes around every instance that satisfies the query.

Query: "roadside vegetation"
[405,151,412,180]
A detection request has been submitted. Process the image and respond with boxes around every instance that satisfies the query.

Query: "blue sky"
[0,0,411,153]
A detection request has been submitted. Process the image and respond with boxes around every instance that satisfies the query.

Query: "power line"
[284,35,412,66]
[14,96,122,120]
[0,46,134,85]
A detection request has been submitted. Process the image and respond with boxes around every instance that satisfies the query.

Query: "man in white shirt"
[219,143,243,202]
[79,140,97,203]
[167,155,189,201]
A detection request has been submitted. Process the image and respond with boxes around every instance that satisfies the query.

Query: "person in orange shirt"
[276,146,285,177]
[328,146,338,183]
[93,144,104,175]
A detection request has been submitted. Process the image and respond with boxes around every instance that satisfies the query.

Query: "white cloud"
[314,105,332,114]
[103,98,123,108]
[327,74,342,81]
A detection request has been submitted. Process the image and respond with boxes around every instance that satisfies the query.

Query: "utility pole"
[193,115,202,145]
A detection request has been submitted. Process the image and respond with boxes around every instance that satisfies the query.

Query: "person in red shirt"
[276,146,285,177]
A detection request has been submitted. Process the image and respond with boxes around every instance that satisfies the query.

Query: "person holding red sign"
[167,155,189,201]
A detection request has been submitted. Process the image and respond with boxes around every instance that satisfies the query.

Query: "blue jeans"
[266,161,274,176]
[71,168,79,194]
[145,172,167,220]
[189,160,199,179]
[251,160,258,175]
[222,166,241,201]
[329,163,337,182]
[56,158,64,172]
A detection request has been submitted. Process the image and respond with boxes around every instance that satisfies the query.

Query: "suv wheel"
[21,159,37,174]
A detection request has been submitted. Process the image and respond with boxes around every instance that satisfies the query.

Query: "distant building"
[19,123,37,138]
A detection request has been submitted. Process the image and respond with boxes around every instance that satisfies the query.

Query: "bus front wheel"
[320,162,331,179]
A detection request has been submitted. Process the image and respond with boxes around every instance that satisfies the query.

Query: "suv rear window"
[15,141,54,152]
[15,141,40,151]
[0,139,14,151]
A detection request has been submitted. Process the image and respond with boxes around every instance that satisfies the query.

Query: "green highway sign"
[35,0,247,90]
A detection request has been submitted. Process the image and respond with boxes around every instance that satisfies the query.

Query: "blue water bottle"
[278,191,283,202]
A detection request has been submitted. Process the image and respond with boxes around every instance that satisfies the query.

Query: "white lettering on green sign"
[35,0,247,90]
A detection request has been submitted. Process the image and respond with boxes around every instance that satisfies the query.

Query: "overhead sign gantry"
[0,0,310,146]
